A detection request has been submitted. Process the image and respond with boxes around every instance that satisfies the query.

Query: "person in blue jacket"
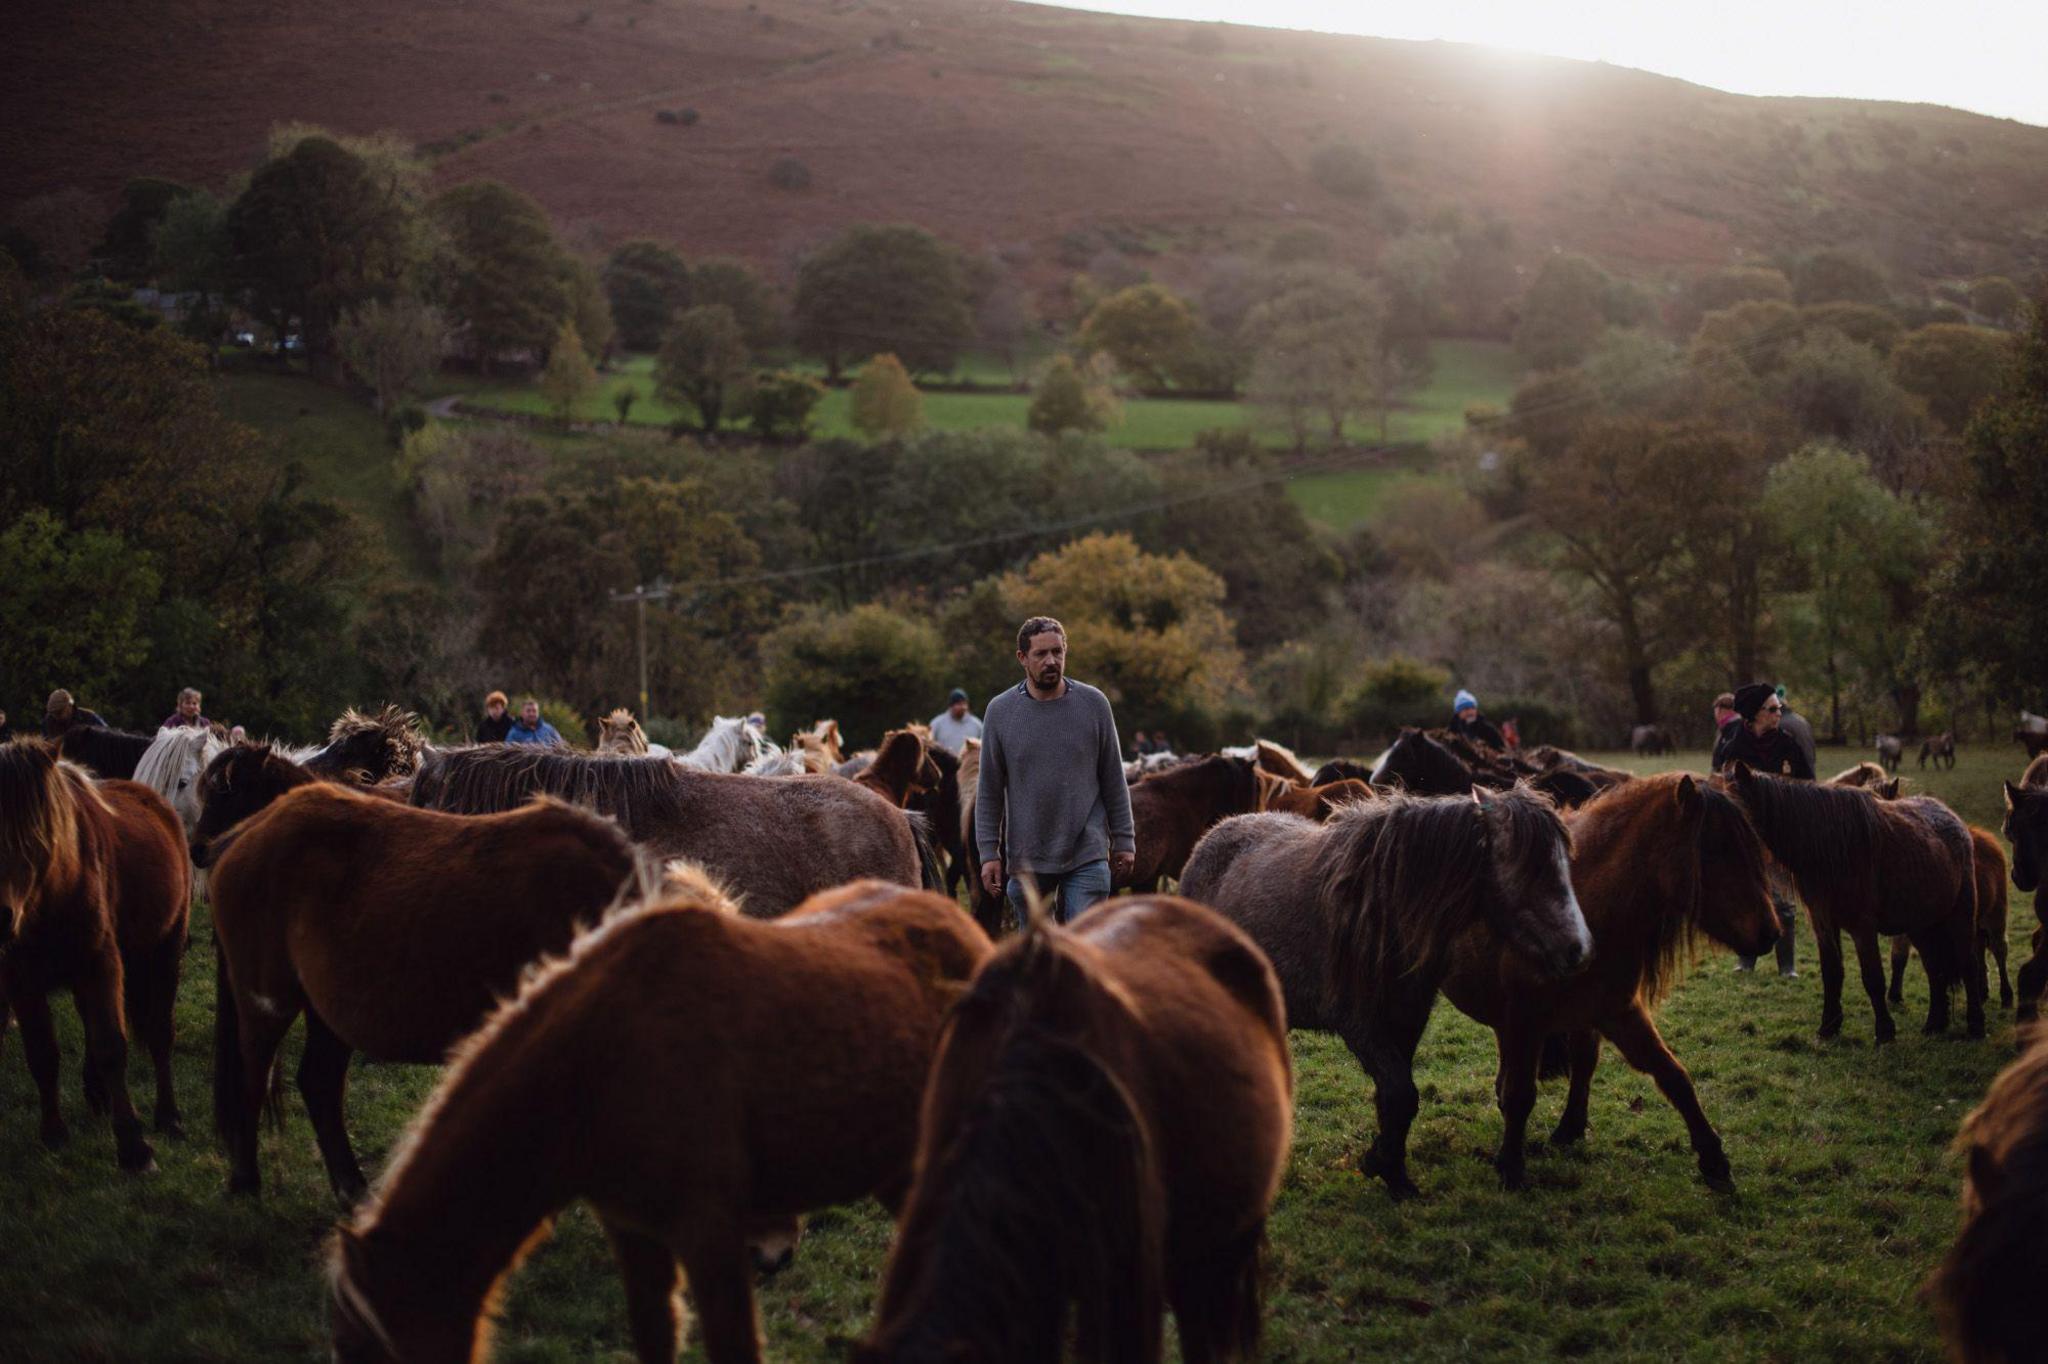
[505,697,563,746]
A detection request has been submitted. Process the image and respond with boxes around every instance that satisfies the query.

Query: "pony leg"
[296,1010,365,1203]
[1550,1030,1601,1147]
[2021,929,2048,1023]
[1814,926,1847,1039]
[225,1002,295,1197]
[74,993,108,1116]
[677,1235,761,1364]
[1169,1221,1266,1364]
[1491,1021,1545,1190]
[13,990,69,1149]
[1849,930,1897,1044]
[1953,885,1987,1039]
[1340,994,1434,1200]
[143,935,184,1137]
[1599,1004,1732,1191]
[602,1219,682,1364]
[1994,932,2014,1010]
[73,969,155,1171]
[1887,936,1910,1006]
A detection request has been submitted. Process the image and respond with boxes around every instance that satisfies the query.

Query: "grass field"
[457,340,1519,455]
[8,742,2016,1361]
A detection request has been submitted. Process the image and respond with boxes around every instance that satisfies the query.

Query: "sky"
[1040,1,2048,127]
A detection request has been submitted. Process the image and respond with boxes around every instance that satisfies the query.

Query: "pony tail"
[1926,1157,2048,1363]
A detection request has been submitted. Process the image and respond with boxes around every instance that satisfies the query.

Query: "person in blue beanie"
[1449,688,1506,751]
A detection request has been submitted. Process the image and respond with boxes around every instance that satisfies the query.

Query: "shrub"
[531,697,589,747]
[1340,655,1451,745]
[768,157,812,191]
[763,603,947,750]
[655,109,681,125]
[1027,354,1119,435]
[747,370,826,440]
[1309,142,1380,200]
[848,353,924,439]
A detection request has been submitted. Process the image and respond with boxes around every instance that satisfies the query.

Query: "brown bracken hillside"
[8,0,2047,288]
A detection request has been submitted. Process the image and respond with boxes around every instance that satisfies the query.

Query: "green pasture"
[1,745,2029,1360]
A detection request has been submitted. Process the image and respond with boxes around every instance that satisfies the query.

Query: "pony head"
[595,709,649,756]
[0,740,93,936]
[1692,777,1780,962]
[190,744,310,867]
[2004,770,2048,894]
[1472,783,1593,981]
[135,725,223,839]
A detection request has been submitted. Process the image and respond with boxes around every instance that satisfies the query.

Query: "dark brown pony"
[1889,829,2013,1013]
[329,878,992,1364]
[2002,753,2048,1019]
[1311,758,1375,786]
[301,705,429,784]
[409,744,919,918]
[1830,760,1902,798]
[856,894,1292,1364]
[1258,776,1377,821]
[1920,731,1958,770]
[851,728,943,808]
[0,741,189,1170]
[1719,762,1984,1042]
[1925,1034,2048,1364]
[1121,755,1266,892]
[56,724,156,780]
[189,743,409,863]
[1180,785,1592,1198]
[1440,775,1780,1191]
[208,782,640,1198]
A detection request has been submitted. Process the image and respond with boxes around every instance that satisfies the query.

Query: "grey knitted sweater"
[973,678,1135,876]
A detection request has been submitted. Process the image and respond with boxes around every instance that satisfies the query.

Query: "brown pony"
[1719,762,1984,1042]
[0,741,189,1170]
[851,728,943,808]
[959,737,1007,936]
[1440,775,1780,1191]
[856,894,1292,1364]
[302,705,430,784]
[408,744,920,918]
[1920,731,1958,770]
[791,719,844,772]
[1252,738,1316,786]
[595,708,650,755]
[2002,753,2048,1020]
[1830,760,1902,798]
[1889,829,2014,1012]
[328,878,991,1364]
[1258,776,1378,821]
[1121,755,1266,892]
[1926,1034,2048,1364]
[189,743,409,862]
[1181,785,1591,1198]
[208,782,640,1199]
[55,724,157,780]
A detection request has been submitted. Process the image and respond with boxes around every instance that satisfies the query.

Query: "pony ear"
[1674,773,1701,817]
[1471,784,1496,808]
[1728,759,1756,784]
[2008,781,2028,809]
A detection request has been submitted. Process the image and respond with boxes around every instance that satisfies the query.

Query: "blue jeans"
[1006,859,1113,926]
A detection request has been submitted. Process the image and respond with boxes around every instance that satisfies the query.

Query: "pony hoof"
[1384,1176,1421,1202]
[1495,1164,1527,1192]
[1817,1019,1843,1041]
[1703,1170,1737,1194]
[118,1140,158,1173]
[155,1116,186,1140]
[1549,1122,1587,1148]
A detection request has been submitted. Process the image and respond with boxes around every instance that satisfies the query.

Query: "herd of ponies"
[6,703,2048,1361]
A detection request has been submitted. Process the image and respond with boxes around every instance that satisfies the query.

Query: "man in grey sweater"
[975,616,1137,925]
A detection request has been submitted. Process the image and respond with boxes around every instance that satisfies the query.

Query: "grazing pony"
[856,893,1292,1364]
[133,724,228,844]
[0,741,189,1170]
[1630,724,1675,757]
[56,724,156,780]
[1881,829,2012,1011]
[1440,775,1780,1191]
[1522,745,1637,790]
[299,705,429,784]
[409,745,919,918]
[208,782,640,1199]
[2002,754,2048,1019]
[1920,731,1958,770]
[1876,734,1905,773]
[1719,762,1984,1042]
[1180,785,1591,1198]
[329,878,992,1364]
[1925,1035,2048,1364]
[1122,755,1267,892]
[2016,711,2048,760]
[595,709,651,755]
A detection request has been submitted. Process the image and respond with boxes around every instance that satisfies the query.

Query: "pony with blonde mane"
[0,741,190,1170]
[791,719,844,773]
[328,879,991,1364]
[596,709,651,755]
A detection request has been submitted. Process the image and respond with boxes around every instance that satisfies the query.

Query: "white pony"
[133,725,228,844]
[671,715,764,773]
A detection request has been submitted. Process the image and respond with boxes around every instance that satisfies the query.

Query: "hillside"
[9,0,2048,294]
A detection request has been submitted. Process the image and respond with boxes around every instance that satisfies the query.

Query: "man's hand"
[980,860,1004,899]
[1111,850,1136,884]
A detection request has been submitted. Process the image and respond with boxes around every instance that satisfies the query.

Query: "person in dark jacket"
[1714,680,1808,975]
[41,689,108,739]
[1712,682,1815,780]
[1775,684,1818,777]
[476,690,514,744]
[1449,689,1507,752]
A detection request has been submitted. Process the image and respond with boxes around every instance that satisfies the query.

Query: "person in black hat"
[1714,680,1809,975]
[927,687,983,755]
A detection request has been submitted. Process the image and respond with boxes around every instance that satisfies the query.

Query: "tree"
[150,190,231,344]
[655,304,751,433]
[1764,443,1928,739]
[1792,248,1890,306]
[1970,276,2024,328]
[1769,331,1920,448]
[227,137,415,373]
[1687,299,1804,381]
[539,321,599,425]
[1673,266,1792,337]
[746,371,826,440]
[848,353,924,439]
[95,178,198,283]
[762,604,947,749]
[1799,301,1904,356]
[1890,324,2013,433]
[602,241,691,351]
[688,259,782,352]
[1077,283,1198,390]
[612,384,640,426]
[1244,268,1383,449]
[1377,231,1454,365]
[792,224,972,380]
[432,180,570,371]
[1514,254,1613,370]
[4,188,103,282]
[0,510,161,705]
[335,296,447,415]
[562,258,615,362]
[1027,354,1118,436]
[1308,142,1380,199]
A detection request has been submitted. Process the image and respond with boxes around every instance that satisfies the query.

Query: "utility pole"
[609,582,672,717]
